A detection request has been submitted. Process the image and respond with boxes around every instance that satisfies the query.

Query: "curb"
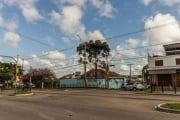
[15,92,34,96]
[136,92,180,96]
[155,103,180,114]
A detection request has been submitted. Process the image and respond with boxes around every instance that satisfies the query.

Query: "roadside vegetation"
[161,103,180,110]
[15,89,32,94]
[143,88,160,93]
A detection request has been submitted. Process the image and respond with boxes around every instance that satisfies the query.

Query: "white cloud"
[21,6,42,22]
[88,30,105,40]
[47,37,55,47]
[2,0,42,22]
[17,59,30,68]
[144,13,180,52]
[30,54,54,68]
[23,60,30,67]
[158,0,180,6]
[139,0,153,6]
[140,0,180,6]
[38,59,54,68]
[0,14,20,48]
[50,0,116,42]
[90,0,115,18]
[3,32,21,48]
[6,20,18,31]
[114,13,180,73]
[56,0,87,7]
[0,15,18,31]
[0,15,4,27]
[128,38,139,48]
[0,57,3,62]
[120,65,129,71]
[62,37,71,44]
[113,38,147,72]
[43,51,67,67]
[50,6,86,37]
[43,51,66,61]
[0,3,3,10]
[50,2,106,42]
[116,44,141,58]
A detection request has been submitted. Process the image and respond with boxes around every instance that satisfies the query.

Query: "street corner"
[155,103,180,114]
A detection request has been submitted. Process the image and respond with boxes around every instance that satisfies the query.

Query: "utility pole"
[127,64,133,81]
[16,55,19,81]
[14,55,19,93]
[84,42,87,88]
[105,53,109,89]
[29,66,32,91]
[22,58,24,75]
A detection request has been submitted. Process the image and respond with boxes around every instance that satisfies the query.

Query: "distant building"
[80,69,122,79]
[59,69,127,89]
[59,73,76,79]
[148,43,180,87]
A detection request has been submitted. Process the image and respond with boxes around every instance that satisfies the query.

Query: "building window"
[155,60,163,66]
[176,58,180,65]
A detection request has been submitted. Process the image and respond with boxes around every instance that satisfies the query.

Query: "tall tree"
[77,40,110,79]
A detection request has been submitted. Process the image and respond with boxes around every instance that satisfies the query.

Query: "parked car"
[125,82,144,91]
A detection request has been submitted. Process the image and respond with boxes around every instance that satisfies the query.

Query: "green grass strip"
[161,103,180,110]
[15,89,32,94]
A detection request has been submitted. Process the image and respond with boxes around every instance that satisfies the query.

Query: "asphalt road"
[0,89,180,120]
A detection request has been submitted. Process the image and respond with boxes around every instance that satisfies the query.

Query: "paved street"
[0,89,180,120]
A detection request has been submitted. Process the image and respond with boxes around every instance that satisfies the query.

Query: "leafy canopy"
[77,40,110,63]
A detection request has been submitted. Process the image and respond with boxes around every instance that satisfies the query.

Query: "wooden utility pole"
[84,43,87,88]
[127,64,133,81]
[22,58,24,75]
[29,66,32,91]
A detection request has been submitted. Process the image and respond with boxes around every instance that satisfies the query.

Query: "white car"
[125,82,145,91]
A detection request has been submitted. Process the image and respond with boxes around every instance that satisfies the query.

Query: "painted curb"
[155,103,180,114]
[15,92,34,96]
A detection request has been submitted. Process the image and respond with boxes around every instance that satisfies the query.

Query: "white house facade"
[148,43,180,87]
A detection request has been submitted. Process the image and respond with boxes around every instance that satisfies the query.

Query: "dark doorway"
[157,74,172,86]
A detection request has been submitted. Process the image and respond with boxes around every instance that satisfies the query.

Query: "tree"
[0,62,22,86]
[77,40,110,79]
[25,68,56,88]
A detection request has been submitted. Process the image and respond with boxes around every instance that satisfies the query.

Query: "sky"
[1,0,180,77]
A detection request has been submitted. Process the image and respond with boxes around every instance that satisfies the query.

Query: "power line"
[2,21,178,72]
[0,27,76,57]
[0,27,59,50]
[110,40,180,63]
[9,22,180,59]
[22,46,76,60]
[6,21,179,61]
[52,63,83,71]
[111,56,147,61]
[105,22,178,41]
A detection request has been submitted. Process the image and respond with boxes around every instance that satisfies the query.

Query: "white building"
[148,43,180,87]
